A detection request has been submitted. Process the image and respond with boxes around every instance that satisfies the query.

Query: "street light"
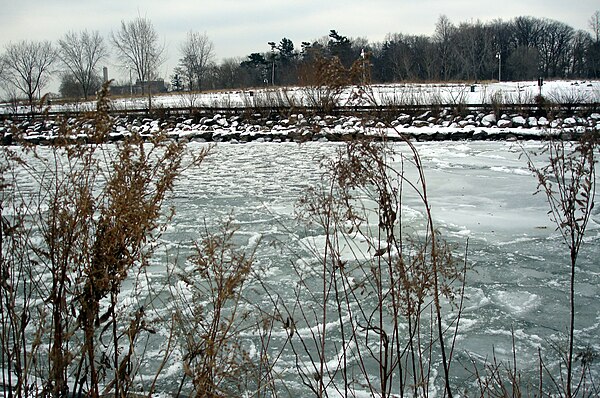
[495,52,501,82]
[268,41,276,86]
[128,66,133,96]
[360,48,366,84]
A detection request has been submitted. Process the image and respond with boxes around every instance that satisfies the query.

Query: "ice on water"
[7,140,600,394]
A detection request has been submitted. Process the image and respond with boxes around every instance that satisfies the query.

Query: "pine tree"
[171,73,184,91]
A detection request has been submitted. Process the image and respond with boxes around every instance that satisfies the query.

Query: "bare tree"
[178,31,215,91]
[513,16,545,48]
[433,15,456,80]
[569,30,593,77]
[538,19,574,78]
[453,20,494,80]
[213,57,243,89]
[58,30,108,100]
[588,11,600,78]
[111,16,164,94]
[0,57,6,97]
[1,40,56,110]
[590,10,600,43]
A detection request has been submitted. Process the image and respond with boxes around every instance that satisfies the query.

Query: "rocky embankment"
[1,108,599,145]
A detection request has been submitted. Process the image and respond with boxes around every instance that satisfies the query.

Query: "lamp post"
[271,56,275,87]
[128,66,133,96]
[495,52,501,82]
[361,48,366,84]
[268,41,277,86]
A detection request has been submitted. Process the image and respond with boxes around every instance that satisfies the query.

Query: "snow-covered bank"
[1,80,599,145]
[2,107,599,145]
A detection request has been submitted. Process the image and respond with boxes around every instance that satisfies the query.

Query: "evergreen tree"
[171,73,184,91]
[240,53,269,86]
[328,30,354,67]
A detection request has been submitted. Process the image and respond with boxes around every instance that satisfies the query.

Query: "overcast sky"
[1,0,598,88]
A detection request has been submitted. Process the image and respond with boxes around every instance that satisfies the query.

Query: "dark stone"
[472,131,489,140]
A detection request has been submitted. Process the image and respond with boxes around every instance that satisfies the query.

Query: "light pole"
[268,41,277,86]
[271,56,275,87]
[361,48,366,84]
[128,66,133,96]
[495,52,501,82]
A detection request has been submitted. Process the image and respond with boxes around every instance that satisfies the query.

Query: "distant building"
[110,80,167,96]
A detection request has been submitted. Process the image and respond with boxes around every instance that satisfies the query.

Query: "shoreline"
[2,108,598,145]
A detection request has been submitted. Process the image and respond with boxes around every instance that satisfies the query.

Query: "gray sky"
[1,0,598,89]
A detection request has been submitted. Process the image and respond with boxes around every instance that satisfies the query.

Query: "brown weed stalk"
[525,132,597,397]
[290,136,464,397]
[1,81,210,398]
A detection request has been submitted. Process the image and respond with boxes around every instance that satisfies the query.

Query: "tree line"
[0,12,599,107]
[0,16,170,108]
[232,13,600,88]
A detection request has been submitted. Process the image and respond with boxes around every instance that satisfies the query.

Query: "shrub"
[0,82,209,397]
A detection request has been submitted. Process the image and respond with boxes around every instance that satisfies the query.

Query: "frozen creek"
[160,140,600,394]
[6,140,600,396]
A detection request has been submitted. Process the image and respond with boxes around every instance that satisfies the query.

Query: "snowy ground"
[74,79,600,110]
[2,80,599,115]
